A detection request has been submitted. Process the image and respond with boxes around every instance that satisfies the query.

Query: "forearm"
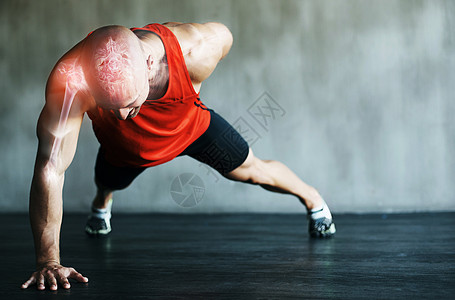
[23,169,88,291]
[29,162,64,266]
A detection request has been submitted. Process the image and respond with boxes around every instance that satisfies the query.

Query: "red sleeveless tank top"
[87,24,211,167]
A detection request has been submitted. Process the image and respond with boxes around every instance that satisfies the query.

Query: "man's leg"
[225,148,322,210]
[224,148,335,237]
[85,148,146,235]
[85,179,114,235]
[92,178,113,209]
[183,109,335,237]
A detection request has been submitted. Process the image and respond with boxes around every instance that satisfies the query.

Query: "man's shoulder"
[47,39,86,86]
[46,40,94,112]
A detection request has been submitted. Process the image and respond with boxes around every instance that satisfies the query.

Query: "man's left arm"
[166,21,233,87]
[201,22,233,60]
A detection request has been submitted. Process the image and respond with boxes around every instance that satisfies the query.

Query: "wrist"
[36,259,60,268]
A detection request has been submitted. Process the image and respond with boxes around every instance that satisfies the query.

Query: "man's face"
[109,71,149,120]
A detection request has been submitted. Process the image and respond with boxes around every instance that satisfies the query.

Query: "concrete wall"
[1,0,454,213]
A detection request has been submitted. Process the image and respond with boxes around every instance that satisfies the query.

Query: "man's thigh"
[179,109,250,175]
[95,148,147,190]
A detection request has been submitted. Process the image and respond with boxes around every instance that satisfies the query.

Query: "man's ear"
[146,55,153,70]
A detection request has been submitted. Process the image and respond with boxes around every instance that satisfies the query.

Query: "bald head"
[82,25,148,108]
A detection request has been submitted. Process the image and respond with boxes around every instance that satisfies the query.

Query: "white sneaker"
[85,200,112,235]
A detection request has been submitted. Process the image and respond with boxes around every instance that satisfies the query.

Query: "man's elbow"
[223,24,233,53]
[35,154,65,181]
[205,22,233,59]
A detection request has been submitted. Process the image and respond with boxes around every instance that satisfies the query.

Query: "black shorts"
[95,109,250,190]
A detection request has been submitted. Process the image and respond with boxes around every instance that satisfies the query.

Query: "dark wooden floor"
[1,213,454,299]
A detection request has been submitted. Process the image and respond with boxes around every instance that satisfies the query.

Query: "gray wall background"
[1,0,454,213]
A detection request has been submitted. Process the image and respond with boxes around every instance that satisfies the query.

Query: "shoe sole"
[310,223,336,238]
[85,226,112,235]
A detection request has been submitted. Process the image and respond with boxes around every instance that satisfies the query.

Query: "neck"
[140,38,169,100]
[147,55,169,99]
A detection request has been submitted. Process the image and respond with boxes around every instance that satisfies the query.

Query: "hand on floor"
[21,262,88,290]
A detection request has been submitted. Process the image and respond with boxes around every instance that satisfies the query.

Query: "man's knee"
[225,150,274,186]
[95,176,124,191]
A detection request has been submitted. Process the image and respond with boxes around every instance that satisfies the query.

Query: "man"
[22,22,336,291]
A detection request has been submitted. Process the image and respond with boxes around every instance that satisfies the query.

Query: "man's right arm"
[22,67,90,290]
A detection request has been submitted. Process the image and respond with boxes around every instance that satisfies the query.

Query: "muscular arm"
[163,22,233,88]
[30,98,81,265]
[23,65,90,290]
